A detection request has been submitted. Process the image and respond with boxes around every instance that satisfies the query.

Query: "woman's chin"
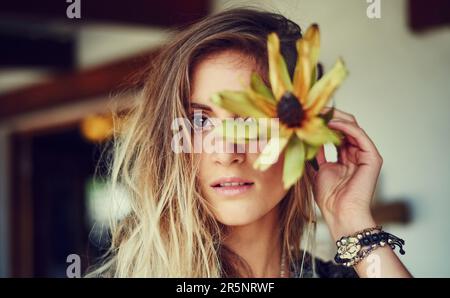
[216,216,260,227]
[211,204,266,226]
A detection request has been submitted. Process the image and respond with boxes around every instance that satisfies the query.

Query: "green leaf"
[282,136,306,189]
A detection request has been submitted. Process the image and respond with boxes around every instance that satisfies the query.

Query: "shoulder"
[290,251,359,278]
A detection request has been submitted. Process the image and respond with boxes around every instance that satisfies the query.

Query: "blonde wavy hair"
[85,7,318,278]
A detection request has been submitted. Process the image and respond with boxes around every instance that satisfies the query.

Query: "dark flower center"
[276,91,304,127]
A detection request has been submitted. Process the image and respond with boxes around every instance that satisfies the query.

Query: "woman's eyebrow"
[190,102,213,112]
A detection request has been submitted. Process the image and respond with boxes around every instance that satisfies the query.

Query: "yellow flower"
[210,24,348,189]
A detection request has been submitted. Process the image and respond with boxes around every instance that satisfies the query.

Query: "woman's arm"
[328,216,411,277]
[313,108,412,278]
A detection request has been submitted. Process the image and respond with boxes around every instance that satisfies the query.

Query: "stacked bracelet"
[334,225,406,267]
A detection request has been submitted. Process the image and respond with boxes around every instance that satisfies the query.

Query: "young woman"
[86,8,412,278]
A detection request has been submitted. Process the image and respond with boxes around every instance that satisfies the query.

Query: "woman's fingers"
[314,138,352,168]
[315,145,327,166]
[337,139,350,164]
[312,109,379,170]
[327,119,382,165]
[321,107,359,126]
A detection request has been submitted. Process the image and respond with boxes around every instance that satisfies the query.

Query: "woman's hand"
[312,108,412,278]
[312,108,382,242]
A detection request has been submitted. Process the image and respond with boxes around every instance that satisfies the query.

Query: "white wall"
[214,0,450,277]
[77,24,170,69]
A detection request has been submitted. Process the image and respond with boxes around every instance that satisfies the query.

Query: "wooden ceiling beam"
[0,49,158,120]
[0,0,210,27]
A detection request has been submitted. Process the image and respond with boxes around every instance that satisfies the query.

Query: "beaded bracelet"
[334,225,406,267]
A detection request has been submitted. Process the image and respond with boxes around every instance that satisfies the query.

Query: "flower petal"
[296,117,342,146]
[211,91,268,119]
[209,118,261,144]
[303,24,320,74]
[250,73,276,103]
[254,118,286,141]
[305,58,348,116]
[253,131,292,171]
[305,143,320,160]
[293,39,312,104]
[282,135,306,189]
[246,87,277,117]
[267,33,293,100]
[304,24,321,88]
[293,24,321,102]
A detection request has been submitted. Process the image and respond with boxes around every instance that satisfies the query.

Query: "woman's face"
[190,50,288,226]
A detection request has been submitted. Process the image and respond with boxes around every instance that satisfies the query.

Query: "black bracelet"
[334,228,406,267]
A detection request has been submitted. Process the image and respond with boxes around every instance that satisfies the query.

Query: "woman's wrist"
[326,214,377,242]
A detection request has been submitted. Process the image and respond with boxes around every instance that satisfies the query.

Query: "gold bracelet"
[334,225,406,267]
[334,225,383,267]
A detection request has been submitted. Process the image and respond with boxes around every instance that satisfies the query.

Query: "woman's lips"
[210,177,255,196]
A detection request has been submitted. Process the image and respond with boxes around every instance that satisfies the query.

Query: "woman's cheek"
[248,152,288,204]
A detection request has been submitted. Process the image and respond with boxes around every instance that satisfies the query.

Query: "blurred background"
[0,0,449,277]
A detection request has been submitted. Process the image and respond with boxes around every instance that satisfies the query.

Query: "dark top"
[291,251,359,278]
[90,251,359,278]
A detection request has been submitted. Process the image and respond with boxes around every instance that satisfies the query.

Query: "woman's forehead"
[190,51,257,108]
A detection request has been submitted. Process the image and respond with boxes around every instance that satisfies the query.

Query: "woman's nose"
[212,141,245,166]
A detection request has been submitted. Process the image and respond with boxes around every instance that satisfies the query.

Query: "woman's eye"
[243,117,256,123]
[192,113,214,131]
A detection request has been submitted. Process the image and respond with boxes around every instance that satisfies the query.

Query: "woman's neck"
[224,205,283,278]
